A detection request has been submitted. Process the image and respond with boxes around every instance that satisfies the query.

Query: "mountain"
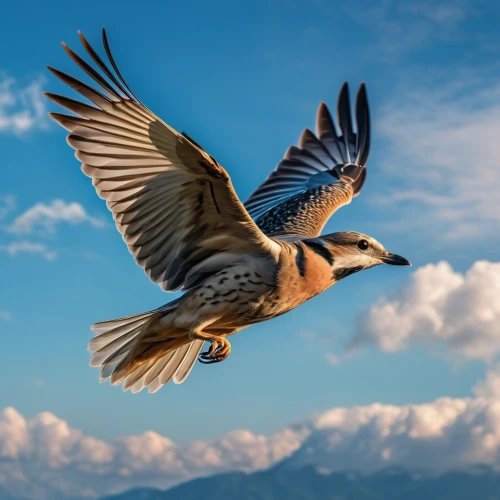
[100,464,500,500]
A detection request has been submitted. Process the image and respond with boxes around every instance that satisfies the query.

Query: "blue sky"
[2,0,500,497]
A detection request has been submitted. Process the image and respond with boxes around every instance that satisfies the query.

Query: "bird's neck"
[275,241,337,303]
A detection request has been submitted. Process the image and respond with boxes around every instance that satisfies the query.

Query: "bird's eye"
[357,239,369,251]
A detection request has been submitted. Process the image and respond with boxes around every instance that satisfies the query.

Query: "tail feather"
[100,352,128,382]
[127,343,190,394]
[89,322,147,368]
[110,335,189,386]
[91,310,155,334]
[88,301,203,393]
[122,356,159,392]
[121,340,203,393]
[174,340,204,384]
[159,344,192,385]
[144,351,176,386]
[88,316,150,351]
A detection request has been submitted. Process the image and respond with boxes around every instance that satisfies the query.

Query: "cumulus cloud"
[6,382,500,499]
[0,241,56,260]
[286,396,500,474]
[8,200,105,235]
[377,77,500,240]
[0,77,47,134]
[473,365,500,399]
[0,407,307,499]
[350,260,500,362]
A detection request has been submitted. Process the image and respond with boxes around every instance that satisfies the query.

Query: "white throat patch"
[332,253,378,271]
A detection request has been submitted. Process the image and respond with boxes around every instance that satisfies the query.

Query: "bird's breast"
[273,242,335,309]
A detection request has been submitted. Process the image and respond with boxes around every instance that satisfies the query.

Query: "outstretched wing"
[244,83,370,239]
[46,29,279,291]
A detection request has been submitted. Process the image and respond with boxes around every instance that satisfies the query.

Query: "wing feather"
[47,29,279,292]
[245,82,370,238]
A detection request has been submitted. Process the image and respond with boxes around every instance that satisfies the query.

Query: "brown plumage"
[46,29,410,394]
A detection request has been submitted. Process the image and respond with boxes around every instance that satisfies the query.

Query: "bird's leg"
[188,323,231,365]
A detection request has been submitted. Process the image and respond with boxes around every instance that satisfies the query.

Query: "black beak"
[380,253,411,266]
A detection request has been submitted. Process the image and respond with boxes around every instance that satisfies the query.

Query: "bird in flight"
[46,29,410,394]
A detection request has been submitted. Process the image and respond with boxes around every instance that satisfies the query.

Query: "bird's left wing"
[244,83,370,239]
[46,29,279,292]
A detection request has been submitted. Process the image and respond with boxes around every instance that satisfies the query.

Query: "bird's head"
[319,231,411,281]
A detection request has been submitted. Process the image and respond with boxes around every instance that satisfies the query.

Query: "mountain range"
[101,464,500,500]
[3,465,500,499]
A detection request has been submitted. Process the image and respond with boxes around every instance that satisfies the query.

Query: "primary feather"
[245,83,370,239]
[46,29,279,293]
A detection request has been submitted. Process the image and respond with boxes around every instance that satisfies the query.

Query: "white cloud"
[0,241,56,260]
[350,260,500,362]
[286,396,500,474]
[0,310,11,321]
[325,353,341,367]
[8,200,105,235]
[6,379,500,499]
[0,77,47,134]
[377,77,500,240]
[0,195,15,221]
[350,0,470,56]
[473,365,500,399]
[0,407,307,499]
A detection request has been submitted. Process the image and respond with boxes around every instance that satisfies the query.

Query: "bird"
[45,29,410,394]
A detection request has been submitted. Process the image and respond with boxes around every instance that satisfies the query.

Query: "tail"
[87,301,204,394]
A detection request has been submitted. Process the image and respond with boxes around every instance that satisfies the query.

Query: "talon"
[201,341,218,358]
[198,338,231,364]
[198,356,224,364]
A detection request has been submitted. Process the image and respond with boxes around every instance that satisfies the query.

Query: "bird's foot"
[198,338,231,364]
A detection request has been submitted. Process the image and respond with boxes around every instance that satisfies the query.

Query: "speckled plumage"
[46,29,409,394]
[254,182,353,238]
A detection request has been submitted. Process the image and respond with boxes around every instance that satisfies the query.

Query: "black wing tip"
[354,84,370,120]
[337,82,351,109]
[338,81,350,99]
[338,82,368,105]
[356,82,368,104]
[354,82,370,167]
[101,27,112,54]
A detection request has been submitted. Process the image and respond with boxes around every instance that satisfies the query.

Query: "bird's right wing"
[47,30,280,292]
[245,83,370,239]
